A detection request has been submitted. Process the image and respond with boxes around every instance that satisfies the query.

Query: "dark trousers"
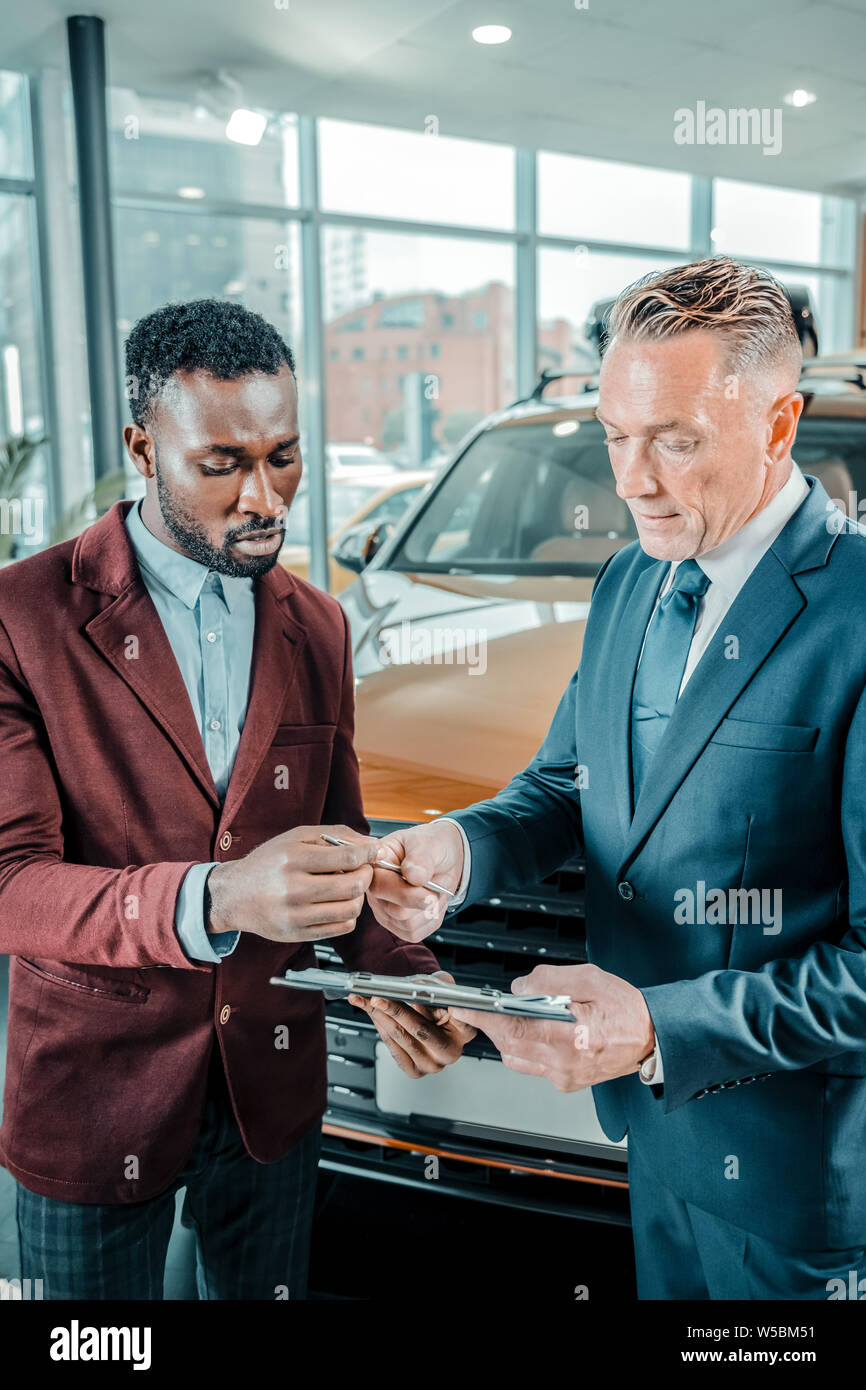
[15,1055,321,1301]
[628,1141,866,1300]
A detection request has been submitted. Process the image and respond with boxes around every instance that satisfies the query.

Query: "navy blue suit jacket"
[446,475,866,1248]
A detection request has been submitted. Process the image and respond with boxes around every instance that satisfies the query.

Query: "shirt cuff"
[176,862,241,964]
[436,818,471,912]
[638,1032,665,1085]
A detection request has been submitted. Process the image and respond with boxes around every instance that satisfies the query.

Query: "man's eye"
[661,441,693,454]
[202,462,238,474]
[605,436,626,446]
[272,453,299,468]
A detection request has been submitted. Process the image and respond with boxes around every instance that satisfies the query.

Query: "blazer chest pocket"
[270,723,337,747]
[710,717,819,753]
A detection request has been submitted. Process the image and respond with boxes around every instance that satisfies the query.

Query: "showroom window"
[108,89,300,206]
[113,207,303,498]
[538,150,693,250]
[321,226,515,458]
[711,180,826,265]
[537,247,685,375]
[16,75,861,580]
[0,72,51,563]
[318,118,515,231]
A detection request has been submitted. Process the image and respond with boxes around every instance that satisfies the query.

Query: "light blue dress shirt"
[125,500,254,963]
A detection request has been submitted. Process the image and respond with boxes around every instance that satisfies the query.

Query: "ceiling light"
[472,24,512,44]
[177,186,205,199]
[226,108,268,146]
[553,420,579,437]
[784,88,816,108]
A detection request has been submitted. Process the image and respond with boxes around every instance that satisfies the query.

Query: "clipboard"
[269,967,575,1022]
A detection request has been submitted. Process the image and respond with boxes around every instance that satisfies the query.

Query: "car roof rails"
[525,368,599,402]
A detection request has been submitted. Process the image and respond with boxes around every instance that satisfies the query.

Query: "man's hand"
[348,972,476,1078]
[365,821,464,943]
[450,963,656,1092]
[206,824,379,944]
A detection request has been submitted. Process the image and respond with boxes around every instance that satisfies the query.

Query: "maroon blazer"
[0,500,436,1203]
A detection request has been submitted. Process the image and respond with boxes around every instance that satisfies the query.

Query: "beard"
[155,456,285,579]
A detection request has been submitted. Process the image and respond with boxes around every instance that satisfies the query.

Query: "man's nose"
[614,441,657,500]
[237,464,286,519]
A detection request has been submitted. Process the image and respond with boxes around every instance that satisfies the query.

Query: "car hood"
[341,569,594,822]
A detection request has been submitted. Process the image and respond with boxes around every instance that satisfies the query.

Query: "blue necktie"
[631,558,710,804]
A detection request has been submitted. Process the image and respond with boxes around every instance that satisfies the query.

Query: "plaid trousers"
[15,1054,321,1301]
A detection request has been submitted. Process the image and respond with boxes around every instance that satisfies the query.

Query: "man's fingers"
[300,868,373,904]
[449,1007,520,1051]
[299,919,357,940]
[368,869,440,913]
[377,1028,425,1078]
[290,898,366,929]
[511,962,597,1000]
[374,1010,445,1066]
[290,837,380,873]
[450,1008,571,1060]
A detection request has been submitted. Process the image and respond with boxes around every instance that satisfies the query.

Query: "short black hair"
[125,298,296,427]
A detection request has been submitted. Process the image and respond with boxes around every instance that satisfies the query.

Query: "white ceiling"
[4,0,866,195]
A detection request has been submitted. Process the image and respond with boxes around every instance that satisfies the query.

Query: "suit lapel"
[609,474,838,869]
[85,584,221,808]
[76,502,220,808]
[620,504,827,869]
[73,501,309,823]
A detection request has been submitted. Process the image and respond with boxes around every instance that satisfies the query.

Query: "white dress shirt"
[439,462,811,1088]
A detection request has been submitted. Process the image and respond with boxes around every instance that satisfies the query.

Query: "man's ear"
[766,390,804,464]
[123,423,157,479]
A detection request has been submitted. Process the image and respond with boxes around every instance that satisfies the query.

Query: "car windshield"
[387,411,866,576]
[284,481,389,545]
[390,414,637,575]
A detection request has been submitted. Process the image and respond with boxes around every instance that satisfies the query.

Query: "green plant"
[0,434,48,562]
[50,468,129,545]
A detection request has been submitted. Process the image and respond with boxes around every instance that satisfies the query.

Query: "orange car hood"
[342,569,593,822]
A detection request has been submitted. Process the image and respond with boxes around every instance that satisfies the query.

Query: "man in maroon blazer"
[0,298,469,1300]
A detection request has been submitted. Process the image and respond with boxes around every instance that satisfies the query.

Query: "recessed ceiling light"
[177,186,205,199]
[226,108,268,146]
[553,420,579,437]
[784,88,816,108]
[472,24,512,44]
[710,227,723,243]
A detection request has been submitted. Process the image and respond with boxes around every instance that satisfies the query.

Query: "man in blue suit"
[362,256,866,1299]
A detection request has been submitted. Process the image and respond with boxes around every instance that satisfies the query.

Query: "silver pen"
[319,833,456,898]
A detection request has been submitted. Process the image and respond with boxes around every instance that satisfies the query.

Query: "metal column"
[66,15,123,480]
[297,115,330,592]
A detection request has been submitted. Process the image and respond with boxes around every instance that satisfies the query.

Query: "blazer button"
[617,880,635,901]
[219,1004,232,1025]
[219,831,233,851]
